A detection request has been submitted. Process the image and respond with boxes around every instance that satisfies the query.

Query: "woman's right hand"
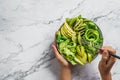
[98,46,116,80]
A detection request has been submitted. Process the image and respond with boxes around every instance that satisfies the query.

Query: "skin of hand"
[52,44,72,80]
[98,46,116,80]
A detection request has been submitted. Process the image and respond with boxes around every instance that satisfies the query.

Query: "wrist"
[61,65,72,70]
[101,73,112,80]
[61,65,72,80]
[61,63,72,69]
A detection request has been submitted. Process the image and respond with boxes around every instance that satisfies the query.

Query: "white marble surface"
[0,0,120,80]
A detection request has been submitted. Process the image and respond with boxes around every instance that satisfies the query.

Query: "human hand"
[52,43,72,80]
[52,44,72,68]
[98,46,116,80]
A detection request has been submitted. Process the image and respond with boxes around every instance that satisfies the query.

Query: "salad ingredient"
[56,15,103,65]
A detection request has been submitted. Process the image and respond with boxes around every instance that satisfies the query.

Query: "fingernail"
[51,44,54,48]
[103,51,108,56]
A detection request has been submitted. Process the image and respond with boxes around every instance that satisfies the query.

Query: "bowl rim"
[55,18,104,64]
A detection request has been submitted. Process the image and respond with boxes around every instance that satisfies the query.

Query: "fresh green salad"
[56,15,103,65]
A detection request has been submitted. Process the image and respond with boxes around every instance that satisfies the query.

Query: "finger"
[102,46,116,54]
[100,46,116,69]
[107,51,116,70]
[108,49,116,63]
[106,47,116,69]
[52,44,66,63]
[53,40,57,47]
[107,56,116,70]
[101,49,109,65]
[102,46,112,49]
[52,44,61,59]
[107,48,116,54]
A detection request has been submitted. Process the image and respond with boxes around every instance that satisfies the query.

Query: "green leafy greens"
[56,15,103,65]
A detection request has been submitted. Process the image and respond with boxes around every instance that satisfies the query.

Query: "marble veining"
[0,0,120,80]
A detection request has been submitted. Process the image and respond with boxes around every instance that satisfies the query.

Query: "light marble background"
[0,0,120,80]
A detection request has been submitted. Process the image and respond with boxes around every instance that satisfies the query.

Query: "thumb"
[101,49,109,65]
[52,44,60,59]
